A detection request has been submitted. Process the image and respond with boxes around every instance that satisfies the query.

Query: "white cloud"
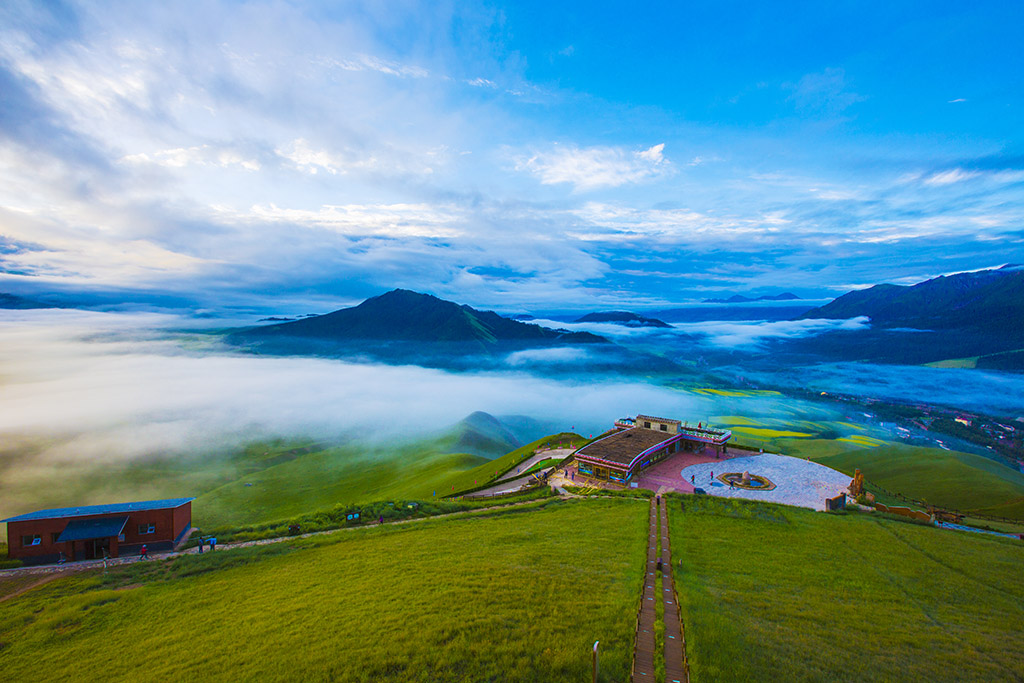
[275,138,438,177]
[122,145,261,171]
[328,54,429,78]
[515,143,670,191]
[505,347,591,365]
[673,317,870,348]
[0,310,702,463]
[217,202,463,238]
[923,168,980,186]
[788,67,865,116]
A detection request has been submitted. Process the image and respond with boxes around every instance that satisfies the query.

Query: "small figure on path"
[710,471,714,482]
[690,474,695,484]
[197,537,204,554]
[139,544,148,561]
[58,551,66,565]
[379,515,384,525]
[209,537,217,552]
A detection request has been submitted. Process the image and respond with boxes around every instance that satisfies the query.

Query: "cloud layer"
[0,310,709,461]
[0,1,1022,310]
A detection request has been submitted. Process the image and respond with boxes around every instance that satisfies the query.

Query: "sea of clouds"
[529,316,871,348]
[0,310,709,462]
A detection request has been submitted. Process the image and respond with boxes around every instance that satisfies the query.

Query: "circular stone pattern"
[719,472,776,490]
[681,454,852,511]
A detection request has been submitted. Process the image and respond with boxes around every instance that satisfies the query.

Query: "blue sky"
[0,0,1022,313]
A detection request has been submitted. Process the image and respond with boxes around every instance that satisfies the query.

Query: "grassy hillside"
[0,420,582,541]
[195,431,584,530]
[810,443,1024,518]
[672,495,1024,681]
[0,498,647,682]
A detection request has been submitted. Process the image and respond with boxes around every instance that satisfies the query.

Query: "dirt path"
[0,573,64,604]
[0,496,559,579]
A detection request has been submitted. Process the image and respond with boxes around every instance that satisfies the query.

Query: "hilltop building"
[2,498,194,565]
[574,414,731,484]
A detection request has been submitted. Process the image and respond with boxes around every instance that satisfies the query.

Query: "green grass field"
[0,431,585,542]
[671,495,1024,681]
[0,498,646,682]
[809,443,1024,519]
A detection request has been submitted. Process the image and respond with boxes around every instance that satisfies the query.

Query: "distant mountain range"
[702,292,800,304]
[787,265,1024,366]
[573,311,672,328]
[0,293,60,310]
[800,265,1024,331]
[231,289,609,363]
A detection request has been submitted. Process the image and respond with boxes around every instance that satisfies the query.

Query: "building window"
[138,524,155,535]
[644,421,651,428]
[660,424,668,431]
[22,535,41,547]
[51,532,61,544]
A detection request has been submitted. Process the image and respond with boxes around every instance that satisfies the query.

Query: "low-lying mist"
[0,310,709,463]
[530,315,871,348]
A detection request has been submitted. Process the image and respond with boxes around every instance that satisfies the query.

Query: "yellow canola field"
[730,427,814,438]
[691,388,782,398]
[837,435,886,448]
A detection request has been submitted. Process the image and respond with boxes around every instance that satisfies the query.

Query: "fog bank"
[0,310,707,461]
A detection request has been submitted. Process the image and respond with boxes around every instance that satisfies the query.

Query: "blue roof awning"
[2,497,194,523]
[57,516,129,542]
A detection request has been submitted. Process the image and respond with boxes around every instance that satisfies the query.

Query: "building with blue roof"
[3,497,194,565]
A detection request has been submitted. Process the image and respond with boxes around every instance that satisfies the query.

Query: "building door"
[83,538,111,560]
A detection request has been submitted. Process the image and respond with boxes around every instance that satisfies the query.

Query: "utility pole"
[592,640,599,683]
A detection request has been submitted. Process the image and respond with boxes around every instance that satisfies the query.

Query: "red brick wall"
[6,504,191,560]
[172,501,192,541]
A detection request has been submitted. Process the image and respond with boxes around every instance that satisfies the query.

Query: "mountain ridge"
[233,289,608,353]
[703,292,801,304]
[573,311,672,328]
[799,265,1024,331]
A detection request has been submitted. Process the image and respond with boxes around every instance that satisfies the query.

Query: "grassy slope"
[671,495,1024,682]
[0,498,646,682]
[195,432,583,530]
[811,443,1024,518]
[0,430,583,540]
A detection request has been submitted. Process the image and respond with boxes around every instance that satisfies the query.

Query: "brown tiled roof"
[575,428,676,467]
[636,414,681,425]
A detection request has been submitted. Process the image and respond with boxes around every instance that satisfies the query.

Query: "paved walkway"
[632,497,688,682]
[682,454,851,511]
[632,498,657,679]
[659,498,687,683]
[496,448,573,482]
[633,447,746,494]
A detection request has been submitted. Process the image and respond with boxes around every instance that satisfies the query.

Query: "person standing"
[197,536,204,554]
[139,544,148,561]
[209,537,217,551]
